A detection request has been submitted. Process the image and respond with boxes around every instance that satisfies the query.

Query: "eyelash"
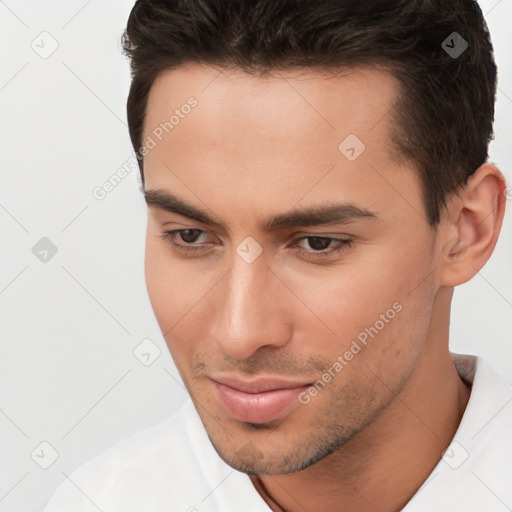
[159,229,354,260]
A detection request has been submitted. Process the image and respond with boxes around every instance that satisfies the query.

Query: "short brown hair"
[122,0,497,227]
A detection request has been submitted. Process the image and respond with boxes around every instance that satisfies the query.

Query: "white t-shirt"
[44,354,512,512]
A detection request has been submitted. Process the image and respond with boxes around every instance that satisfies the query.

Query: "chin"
[204,422,356,476]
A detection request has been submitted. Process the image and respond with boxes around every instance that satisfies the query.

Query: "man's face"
[143,64,440,474]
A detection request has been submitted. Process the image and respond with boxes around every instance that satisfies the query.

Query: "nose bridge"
[227,255,266,332]
[212,251,289,359]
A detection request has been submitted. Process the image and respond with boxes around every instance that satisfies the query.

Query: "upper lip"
[210,375,311,393]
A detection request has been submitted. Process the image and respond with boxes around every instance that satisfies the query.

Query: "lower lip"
[212,381,309,424]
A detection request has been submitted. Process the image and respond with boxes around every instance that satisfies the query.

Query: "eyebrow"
[144,189,379,232]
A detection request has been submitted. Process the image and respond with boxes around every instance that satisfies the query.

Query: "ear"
[437,163,507,287]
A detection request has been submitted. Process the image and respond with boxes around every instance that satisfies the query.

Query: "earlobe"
[438,163,507,287]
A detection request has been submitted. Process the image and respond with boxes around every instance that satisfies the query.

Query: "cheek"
[144,233,186,334]
[287,240,434,361]
[144,238,196,372]
[144,232,219,348]
[144,235,167,318]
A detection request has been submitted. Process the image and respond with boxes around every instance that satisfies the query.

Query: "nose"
[210,251,292,360]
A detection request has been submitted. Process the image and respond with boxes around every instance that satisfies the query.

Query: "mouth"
[210,375,312,424]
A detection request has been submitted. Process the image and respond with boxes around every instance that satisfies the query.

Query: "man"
[45,0,511,510]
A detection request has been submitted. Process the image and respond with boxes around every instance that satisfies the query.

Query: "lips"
[211,376,311,424]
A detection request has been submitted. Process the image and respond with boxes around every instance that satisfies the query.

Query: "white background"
[0,1,510,510]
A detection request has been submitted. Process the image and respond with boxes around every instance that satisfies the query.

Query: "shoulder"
[405,355,512,512]
[43,400,229,512]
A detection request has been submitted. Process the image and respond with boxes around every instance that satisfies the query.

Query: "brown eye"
[304,237,333,251]
[178,229,203,243]
[294,236,354,260]
[159,229,212,256]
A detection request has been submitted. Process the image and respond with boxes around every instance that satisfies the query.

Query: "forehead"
[144,64,400,148]
[142,64,422,230]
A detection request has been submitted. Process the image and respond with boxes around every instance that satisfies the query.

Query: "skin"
[142,63,506,512]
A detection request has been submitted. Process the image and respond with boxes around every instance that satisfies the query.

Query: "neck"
[251,288,471,512]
